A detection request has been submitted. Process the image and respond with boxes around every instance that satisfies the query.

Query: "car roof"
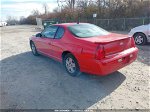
[54,23,89,27]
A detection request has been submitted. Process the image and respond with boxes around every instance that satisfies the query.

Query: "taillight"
[131,37,135,47]
[95,45,105,60]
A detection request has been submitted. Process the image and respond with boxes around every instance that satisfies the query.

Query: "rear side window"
[55,27,65,39]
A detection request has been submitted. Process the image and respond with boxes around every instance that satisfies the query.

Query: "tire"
[30,42,39,56]
[133,33,147,45]
[63,53,80,76]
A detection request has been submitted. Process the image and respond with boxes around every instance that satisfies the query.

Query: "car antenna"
[77,19,79,24]
[77,11,80,24]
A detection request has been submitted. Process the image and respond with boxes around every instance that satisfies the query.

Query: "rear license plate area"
[118,54,133,63]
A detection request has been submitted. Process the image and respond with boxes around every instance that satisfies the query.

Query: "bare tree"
[6,16,19,25]
[66,0,76,10]
[22,0,150,25]
[76,0,89,9]
[43,3,49,14]
[19,16,27,24]
[32,9,40,16]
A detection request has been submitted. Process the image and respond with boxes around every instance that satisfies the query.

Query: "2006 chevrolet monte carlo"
[29,23,138,76]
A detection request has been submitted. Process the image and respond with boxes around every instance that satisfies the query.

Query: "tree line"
[7,0,150,25]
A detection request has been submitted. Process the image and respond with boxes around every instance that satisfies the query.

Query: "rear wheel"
[133,33,147,45]
[30,42,39,56]
[63,53,80,76]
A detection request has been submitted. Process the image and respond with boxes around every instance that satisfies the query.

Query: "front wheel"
[30,42,39,56]
[63,53,80,76]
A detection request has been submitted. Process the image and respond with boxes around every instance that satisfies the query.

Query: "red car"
[30,23,138,76]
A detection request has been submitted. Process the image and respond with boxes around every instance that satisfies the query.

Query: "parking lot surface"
[0,25,149,109]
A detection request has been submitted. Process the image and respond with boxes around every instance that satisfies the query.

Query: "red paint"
[30,23,138,76]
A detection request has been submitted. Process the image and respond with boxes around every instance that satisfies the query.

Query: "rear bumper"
[99,47,138,75]
[81,47,138,76]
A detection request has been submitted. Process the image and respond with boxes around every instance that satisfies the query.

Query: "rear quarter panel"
[62,29,98,71]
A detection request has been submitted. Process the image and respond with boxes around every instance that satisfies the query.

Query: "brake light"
[131,37,135,47]
[95,45,105,60]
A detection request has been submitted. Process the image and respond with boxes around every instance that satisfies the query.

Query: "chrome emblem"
[120,42,124,45]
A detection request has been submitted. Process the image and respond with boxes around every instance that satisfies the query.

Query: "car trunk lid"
[81,33,133,56]
[103,38,132,55]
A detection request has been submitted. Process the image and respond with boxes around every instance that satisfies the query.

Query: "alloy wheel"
[135,35,144,45]
[65,57,76,73]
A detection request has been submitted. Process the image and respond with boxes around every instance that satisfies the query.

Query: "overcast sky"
[1,0,58,21]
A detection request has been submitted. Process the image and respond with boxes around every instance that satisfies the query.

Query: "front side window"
[68,23,110,38]
[55,27,65,39]
[42,26,58,38]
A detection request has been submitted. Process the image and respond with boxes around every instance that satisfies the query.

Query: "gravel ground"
[0,25,150,110]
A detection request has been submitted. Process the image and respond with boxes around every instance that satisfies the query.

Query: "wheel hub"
[65,57,76,73]
[135,35,143,44]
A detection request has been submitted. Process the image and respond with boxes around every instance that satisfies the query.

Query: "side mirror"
[36,33,42,37]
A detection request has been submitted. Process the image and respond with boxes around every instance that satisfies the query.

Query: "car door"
[49,26,65,61]
[33,33,45,53]
[38,25,59,57]
[148,24,150,39]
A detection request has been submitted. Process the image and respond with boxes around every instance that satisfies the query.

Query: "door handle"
[48,42,54,46]
[48,42,52,45]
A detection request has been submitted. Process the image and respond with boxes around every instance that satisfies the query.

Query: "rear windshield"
[68,23,110,38]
